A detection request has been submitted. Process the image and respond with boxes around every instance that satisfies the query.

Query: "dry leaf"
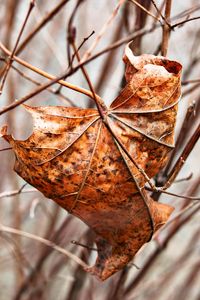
[1,42,182,280]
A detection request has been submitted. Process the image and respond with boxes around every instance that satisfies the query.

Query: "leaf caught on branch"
[0,42,182,280]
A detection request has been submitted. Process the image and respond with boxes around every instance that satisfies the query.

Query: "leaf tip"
[0,125,8,137]
[0,125,12,144]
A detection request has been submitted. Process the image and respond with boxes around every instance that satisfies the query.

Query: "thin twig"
[129,0,162,24]
[71,240,97,251]
[163,123,200,190]
[151,0,171,27]
[81,0,126,62]
[0,67,100,116]
[56,29,95,95]
[161,0,172,56]
[182,83,200,97]
[0,187,37,199]
[164,102,196,175]
[173,4,200,20]
[125,202,200,294]
[11,63,75,106]
[132,0,151,55]
[71,40,106,118]
[174,173,193,183]
[94,12,124,96]
[145,186,200,200]
[0,0,35,93]
[16,0,70,55]
[0,57,75,105]
[14,217,74,300]
[0,147,12,152]
[0,224,88,269]
[0,25,155,90]
[171,15,200,29]
[182,79,200,85]
[66,0,85,67]
[0,41,98,102]
[70,31,95,67]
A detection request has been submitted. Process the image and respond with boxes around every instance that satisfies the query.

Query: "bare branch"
[161,0,172,56]
[145,186,200,200]
[16,0,70,55]
[129,0,162,24]
[81,0,126,62]
[0,224,88,269]
[0,41,99,102]
[0,0,35,93]
[171,15,200,29]
[164,123,200,189]
[125,202,200,294]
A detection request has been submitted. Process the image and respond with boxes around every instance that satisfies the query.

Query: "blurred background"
[0,0,200,299]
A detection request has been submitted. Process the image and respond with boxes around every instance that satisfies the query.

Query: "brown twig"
[81,0,126,62]
[71,40,106,118]
[163,123,200,190]
[164,102,196,175]
[0,25,156,89]
[174,4,200,20]
[145,186,200,200]
[161,0,172,56]
[131,0,152,56]
[71,240,97,251]
[182,83,200,97]
[56,28,95,95]
[14,217,74,300]
[171,15,200,29]
[0,224,88,269]
[174,172,193,183]
[0,50,105,116]
[129,0,162,24]
[0,147,12,152]
[0,186,37,200]
[126,226,200,299]
[94,10,124,97]
[0,0,35,94]
[151,0,171,27]
[182,79,200,85]
[0,41,99,102]
[66,0,85,67]
[125,202,200,294]
[11,64,75,106]
[16,0,70,55]
[0,57,75,105]
[180,176,200,209]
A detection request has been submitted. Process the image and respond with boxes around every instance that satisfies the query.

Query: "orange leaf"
[1,42,182,280]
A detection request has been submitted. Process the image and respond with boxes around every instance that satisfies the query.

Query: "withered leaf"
[1,42,182,280]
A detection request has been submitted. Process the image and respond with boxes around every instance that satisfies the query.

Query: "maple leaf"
[1,42,182,280]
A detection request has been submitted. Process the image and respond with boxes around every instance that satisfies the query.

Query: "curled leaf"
[1,42,182,280]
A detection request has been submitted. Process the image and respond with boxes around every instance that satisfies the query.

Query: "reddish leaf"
[1,43,182,280]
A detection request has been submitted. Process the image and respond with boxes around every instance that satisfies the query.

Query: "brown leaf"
[1,43,182,280]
